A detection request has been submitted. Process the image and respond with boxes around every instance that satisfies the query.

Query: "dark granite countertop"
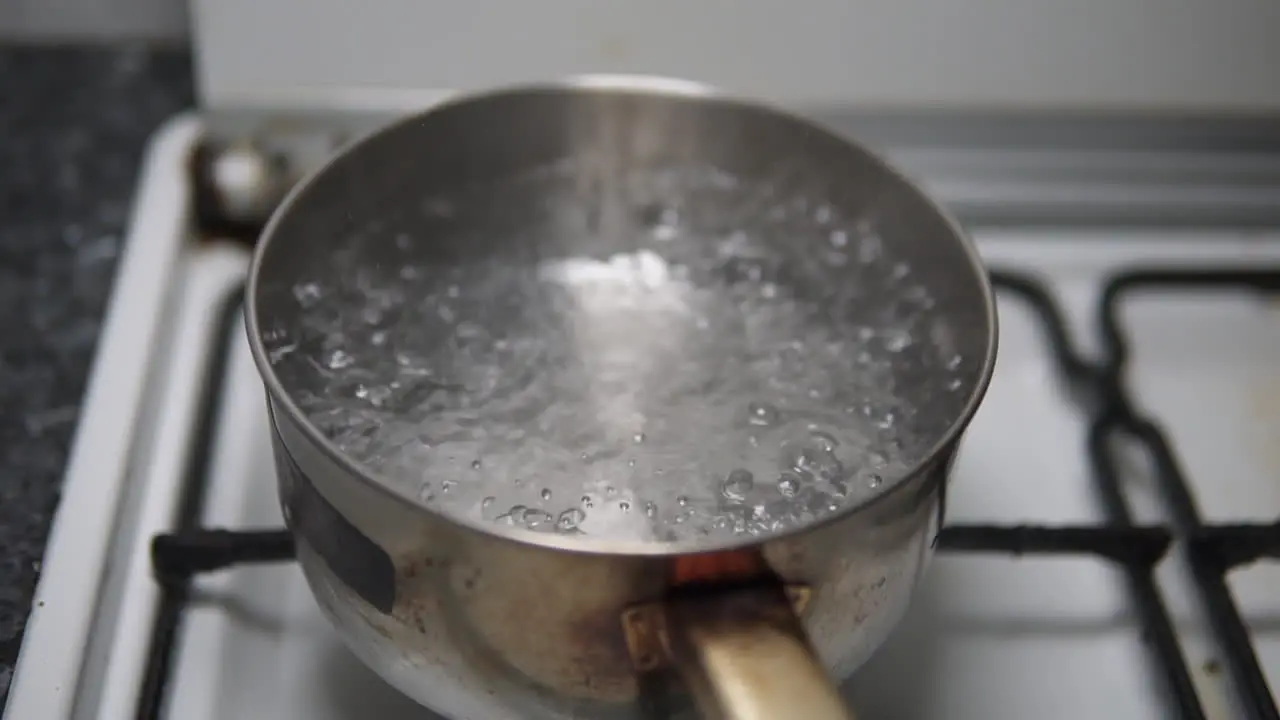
[0,43,193,705]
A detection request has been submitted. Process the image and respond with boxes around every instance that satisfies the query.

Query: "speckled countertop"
[0,44,193,705]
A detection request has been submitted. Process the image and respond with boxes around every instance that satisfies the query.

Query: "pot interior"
[248,82,995,552]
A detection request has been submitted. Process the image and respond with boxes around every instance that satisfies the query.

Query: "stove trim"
[194,108,1280,231]
[0,116,203,720]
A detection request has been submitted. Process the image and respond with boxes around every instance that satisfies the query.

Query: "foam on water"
[260,164,974,545]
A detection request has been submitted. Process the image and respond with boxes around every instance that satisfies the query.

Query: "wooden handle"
[662,584,855,720]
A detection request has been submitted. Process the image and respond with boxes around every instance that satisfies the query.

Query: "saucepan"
[245,76,997,719]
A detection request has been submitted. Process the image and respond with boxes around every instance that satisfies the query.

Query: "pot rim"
[243,73,1000,558]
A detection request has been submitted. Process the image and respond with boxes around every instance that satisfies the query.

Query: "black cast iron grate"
[140,268,1280,720]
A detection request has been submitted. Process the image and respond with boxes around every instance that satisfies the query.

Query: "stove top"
[4,114,1279,720]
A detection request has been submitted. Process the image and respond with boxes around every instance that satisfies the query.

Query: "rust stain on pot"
[424,549,651,704]
[562,603,640,699]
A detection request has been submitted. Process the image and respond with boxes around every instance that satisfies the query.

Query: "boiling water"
[261,164,972,545]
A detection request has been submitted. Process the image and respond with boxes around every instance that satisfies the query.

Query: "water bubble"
[360,306,383,325]
[777,473,801,497]
[354,384,391,407]
[481,496,495,510]
[948,378,963,391]
[581,494,595,509]
[790,449,819,475]
[947,354,963,370]
[540,488,552,501]
[785,440,843,482]
[868,473,884,489]
[627,459,636,468]
[606,486,618,497]
[907,286,936,309]
[556,508,585,532]
[521,507,553,529]
[325,349,354,370]
[441,479,455,493]
[720,254,766,283]
[292,282,322,307]
[677,495,690,507]
[884,330,911,352]
[644,502,658,517]
[633,432,646,444]
[470,459,482,470]
[858,232,883,263]
[720,469,754,501]
[499,504,528,525]
[747,402,779,427]
[618,501,631,512]
[720,229,749,254]
[267,342,297,363]
[810,431,839,452]
[641,204,681,241]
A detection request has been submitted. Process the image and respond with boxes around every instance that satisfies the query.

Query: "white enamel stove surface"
[6,117,1280,720]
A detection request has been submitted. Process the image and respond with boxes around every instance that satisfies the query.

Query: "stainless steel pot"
[245,76,997,720]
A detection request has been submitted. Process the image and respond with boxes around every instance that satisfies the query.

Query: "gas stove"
[7,1,1280,718]
[2,113,1276,720]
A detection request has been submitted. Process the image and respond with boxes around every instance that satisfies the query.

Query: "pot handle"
[626,583,855,720]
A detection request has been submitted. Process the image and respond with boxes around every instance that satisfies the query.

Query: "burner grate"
[1094,269,1280,720]
[141,269,1280,720]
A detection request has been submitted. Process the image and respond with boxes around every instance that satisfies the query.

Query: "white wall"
[192,0,1280,115]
